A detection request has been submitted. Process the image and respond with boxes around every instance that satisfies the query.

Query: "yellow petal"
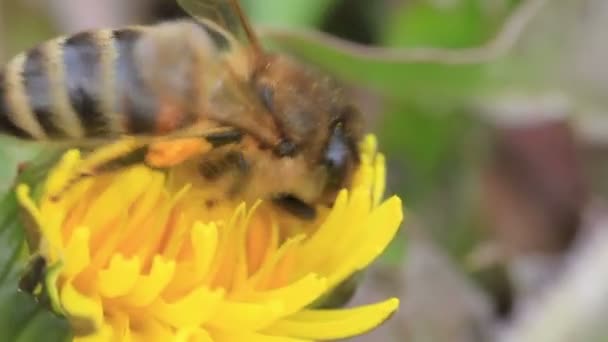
[301,190,349,254]
[192,222,219,277]
[159,213,189,260]
[82,167,153,228]
[63,227,91,277]
[246,216,279,276]
[266,298,399,340]
[361,134,378,157]
[128,316,174,342]
[44,149,81,197]
[162,223,219,299]
[237,274,327,316]
[98,254,141,298]
[328,196,403,287]
[121,255,176,307]
[105,311,130,342]
[122,172,166,230]
[175,328,214,342]
[373,153,387,206]
[247,235,305,290]
[73,322,114,342]
[209,300,283,331]
[60,281,104,330]
[319,188,372,271]
[354,196,403,268]
[152,287,224,327]
[206,204,247,289]
[211,329,312,342]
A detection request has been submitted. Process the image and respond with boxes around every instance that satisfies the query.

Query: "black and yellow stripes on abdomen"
[0,27,171,140]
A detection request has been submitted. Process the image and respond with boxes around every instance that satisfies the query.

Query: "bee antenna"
[229,0,264,60]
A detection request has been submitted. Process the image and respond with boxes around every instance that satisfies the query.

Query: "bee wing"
[133,20,281,147]
[177,0,263,55]
[170,1,281,147]
[138,1,280,147]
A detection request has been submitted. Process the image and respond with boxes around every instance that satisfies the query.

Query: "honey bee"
[0,0,363,219]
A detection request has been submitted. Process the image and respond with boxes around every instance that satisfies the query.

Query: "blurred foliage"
[242,0,339,28]
[383,1,489,48]
[1,1,57,61]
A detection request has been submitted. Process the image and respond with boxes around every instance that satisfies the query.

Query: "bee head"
[253,54,363,207]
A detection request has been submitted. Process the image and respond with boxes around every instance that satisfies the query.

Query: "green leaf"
[382,0,488,48]
[243,0,339,28]
[0,285,71,342]
[261,0,527,100]
[0,138,40,194]
[0,192,26,283]
[0,157,71,341]
[264,32,483,99]
[380,103,469,199]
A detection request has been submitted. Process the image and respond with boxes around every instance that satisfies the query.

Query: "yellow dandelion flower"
[17,135,403,341]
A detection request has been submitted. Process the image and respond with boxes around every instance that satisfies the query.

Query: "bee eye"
[258,84,275,113]
[325,123,350,189]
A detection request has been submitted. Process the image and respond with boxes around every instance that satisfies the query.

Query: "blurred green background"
[2,0,606,341]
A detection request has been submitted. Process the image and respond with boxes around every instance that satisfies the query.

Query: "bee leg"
[145,128,242,168]
[205,129,243,148]
[272,194,317,220]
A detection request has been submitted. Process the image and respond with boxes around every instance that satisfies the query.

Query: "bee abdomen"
[64,27,162,137]
[0,33,104,140]
[62,31,113,137]
[0,19,214,142]
[111,28,160,134]
[0,50,51,140]
[0,72,33,139]
[0,25,178,141]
